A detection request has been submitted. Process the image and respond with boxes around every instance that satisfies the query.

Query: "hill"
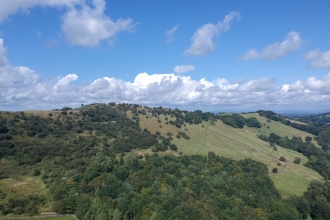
[137,110,323,197]
[0,103,330,219]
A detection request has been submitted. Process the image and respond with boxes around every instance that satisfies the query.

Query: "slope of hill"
[0,103,329,219]
[138,111,323,197]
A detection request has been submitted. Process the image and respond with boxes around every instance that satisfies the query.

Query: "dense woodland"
[0,104,330,219]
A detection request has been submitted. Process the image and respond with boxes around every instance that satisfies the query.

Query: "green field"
[242,113,321,147]
[139,112,323,198]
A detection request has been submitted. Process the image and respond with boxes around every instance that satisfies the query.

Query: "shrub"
[293,157,301,164]
[52,201,66,214]
[279,156,286,162]
[305,136,312,142]
[26,130,36,137]
[37,131,47,138]
[33,169,41,176]
[272,168,278,173]
[170,144,178,151]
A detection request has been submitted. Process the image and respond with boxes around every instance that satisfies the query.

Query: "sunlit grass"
[138,114,325,198]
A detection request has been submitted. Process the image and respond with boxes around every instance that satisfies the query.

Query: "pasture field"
[242,113,321,147]
[138,113,323,198]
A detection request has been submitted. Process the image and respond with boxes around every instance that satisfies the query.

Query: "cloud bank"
[1,38,330,110]
[0,0,137,47]
[184,11,240,56]
[240,32,303,61]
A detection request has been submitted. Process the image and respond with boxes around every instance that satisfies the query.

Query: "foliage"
[219,113,246,128]
[49,153,284,220]
[1,105,330,219]
[245,117,261,128]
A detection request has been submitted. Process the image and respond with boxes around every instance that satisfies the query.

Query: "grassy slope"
[242,113,321,147]
[138,112,323,198]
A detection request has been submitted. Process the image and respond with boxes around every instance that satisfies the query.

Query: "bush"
[305,136,312,142]
[279,156,286,162]
[170,144,177,151]
[272,168,278,173]
[293,157,301,164]
[245,117,261,128]
[26,130,36,137]
[52,201,66,214]
[37,131,47,138]
[33,169,41,176]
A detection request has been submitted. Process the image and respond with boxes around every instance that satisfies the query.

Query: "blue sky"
[0,0,330,111]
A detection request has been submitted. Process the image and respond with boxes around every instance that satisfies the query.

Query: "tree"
[272,168,278,173]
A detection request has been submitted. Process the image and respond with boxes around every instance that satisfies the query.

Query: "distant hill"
[0,103,330,219]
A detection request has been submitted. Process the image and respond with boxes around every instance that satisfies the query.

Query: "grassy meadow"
[138,111,323,198]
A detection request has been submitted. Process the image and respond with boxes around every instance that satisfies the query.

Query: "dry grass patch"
[0,176,48,198]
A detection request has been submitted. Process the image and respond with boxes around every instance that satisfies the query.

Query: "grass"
[22,217,76,220]
[139,114,323,198]
[0,159,53,212]
[242,113,321,148]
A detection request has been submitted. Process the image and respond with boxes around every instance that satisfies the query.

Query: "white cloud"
[173,65,195,74]
[0,0,82,23]
[184,11,240,56]
[0,39,40,89]
[0,0,138,47]
[240,32,303,61]
[61,0,138,46]
[305,49,330,68]
[1,37,330,110]
[165,24,179,43]
[54,74,78,90]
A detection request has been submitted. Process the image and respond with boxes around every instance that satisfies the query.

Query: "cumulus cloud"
[305,49,330,68]
[165,24,179,43]
[0,0,138,47]
[61,0,138,46]
[173,65,195,74]
[0,39,40,89]
[240,32,303,61]
[184,11,240,56]
[1,37,330,110]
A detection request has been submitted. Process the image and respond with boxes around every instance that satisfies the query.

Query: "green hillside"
[138,112,323,197]
[0,103,330,219]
